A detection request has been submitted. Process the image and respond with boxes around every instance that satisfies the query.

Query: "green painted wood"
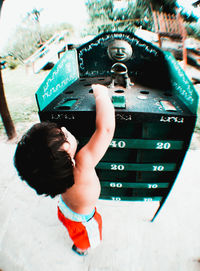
[101,182,169,189]
[97,162,176,171]
[100,195,162,201]
[164,51,199,115]
[36,50,79,111]
[109,139,183,150]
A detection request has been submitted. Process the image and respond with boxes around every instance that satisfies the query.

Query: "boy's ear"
[60,142,70,152]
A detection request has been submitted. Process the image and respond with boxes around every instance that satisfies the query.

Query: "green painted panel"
[136,171,175,182]
[164,51,199,115]
[101,182,169,189]
[103,148,137,162]
[36,50,79,111]
[97,170,137,181]
[100,196,162,201]
[136,150,181,163]
[97,162,176,171]
[142,123,186,139]
[109,139,183,150]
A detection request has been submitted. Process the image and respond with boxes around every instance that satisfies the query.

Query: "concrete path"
[0,139,200,271]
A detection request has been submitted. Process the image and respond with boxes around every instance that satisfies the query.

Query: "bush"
[6,58,20,70]
[7,60,18,70]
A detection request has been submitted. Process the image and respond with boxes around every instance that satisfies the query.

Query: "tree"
[85,0,179,34]
[6,16,74,62]
[25,8,44,45]
[0,0,17,139]
[85,0,115,33]
[180,10,198,23]
[85,0,144,33]
[136,0,178,13]
[135,0,178,29]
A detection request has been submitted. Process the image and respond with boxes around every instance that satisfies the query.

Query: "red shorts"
[57,207,102,250]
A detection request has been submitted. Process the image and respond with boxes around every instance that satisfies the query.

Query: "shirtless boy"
[14,84,115,256]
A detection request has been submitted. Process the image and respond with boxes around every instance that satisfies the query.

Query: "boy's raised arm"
[76,84,115,168]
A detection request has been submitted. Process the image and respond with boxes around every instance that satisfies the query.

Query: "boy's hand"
[92,84,109,99]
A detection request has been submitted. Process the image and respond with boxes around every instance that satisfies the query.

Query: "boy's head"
[14,122,74,198]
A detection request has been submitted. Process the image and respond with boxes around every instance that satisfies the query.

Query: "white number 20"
[111,164,125,171]
[156,142,171,149]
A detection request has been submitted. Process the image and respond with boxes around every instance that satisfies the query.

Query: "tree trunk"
[0,69,17,139]
[0,0,17,140]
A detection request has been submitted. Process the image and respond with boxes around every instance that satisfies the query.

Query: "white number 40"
[110,140,126,148]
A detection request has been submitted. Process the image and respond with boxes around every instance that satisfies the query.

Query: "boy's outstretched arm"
[76,84,115,168]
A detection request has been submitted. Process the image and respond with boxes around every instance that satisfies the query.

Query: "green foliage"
[85,0,139,34]
[6,58,20,70]
[134,0,178,29]
[180,11,198,23]
[85,0,115,33]
[6,25,40,62]
[139,0,178,13]
[85,0,180,35]
[5,19,74,62]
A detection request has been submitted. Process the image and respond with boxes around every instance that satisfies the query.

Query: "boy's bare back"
[61,84,115,214]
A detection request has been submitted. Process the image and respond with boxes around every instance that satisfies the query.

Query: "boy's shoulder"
[75,148,94,170]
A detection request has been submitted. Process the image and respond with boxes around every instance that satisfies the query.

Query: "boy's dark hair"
[14,122,74,198]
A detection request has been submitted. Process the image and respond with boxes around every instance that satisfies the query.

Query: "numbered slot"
[100,195,163,201]
[103,148,137,162]
[97,169,137,182]
[100,186,167,199]
[136,149,182,163]
[114,122,142,138]
[136,171,177,182]
[100,187,133,198]
[142,123,188,140]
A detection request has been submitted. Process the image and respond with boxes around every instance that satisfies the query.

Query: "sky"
[0,0,199,54]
